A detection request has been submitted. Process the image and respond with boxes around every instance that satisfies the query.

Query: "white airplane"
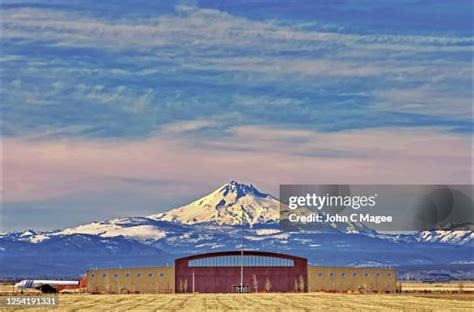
[14,278,86,293]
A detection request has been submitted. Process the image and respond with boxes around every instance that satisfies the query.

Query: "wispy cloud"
[374,86,473,118]
[1,1,472,230]
[3,126,472,203]
[3,6,472,51]
[2,3,471,140]
[2,2,472,140]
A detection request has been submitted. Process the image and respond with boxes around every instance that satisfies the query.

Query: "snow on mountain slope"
[59,217,167,242]
[5,181,369,246]
[1,182,473,277]
[387,224,474,246]
[148,181,280,225]
[0,230,50,244]
[1,181,470,249]
[148,181,373,234]
[417,230,473,245]
[411,224,474,246]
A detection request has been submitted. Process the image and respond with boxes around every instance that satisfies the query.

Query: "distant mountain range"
[1,181,472,278]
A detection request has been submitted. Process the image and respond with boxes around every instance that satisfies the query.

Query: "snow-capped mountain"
[415,229,473,246]
[147,181,372,234]
[8,230,50,244]
[148,181,280,225]
[1,181,472,278]
[398,224,474,247]
[0,181,368,248]
[1,181,470,245]
[59,217,168,243]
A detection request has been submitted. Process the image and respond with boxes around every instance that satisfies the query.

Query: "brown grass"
[401,282,474,293]
[1,282,473,311]
[1,292,472,312]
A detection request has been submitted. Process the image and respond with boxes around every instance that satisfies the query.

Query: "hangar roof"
[175,250,307,262]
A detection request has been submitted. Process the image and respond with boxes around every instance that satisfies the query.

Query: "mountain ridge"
[1,181,472,278]
[2,181,471,245]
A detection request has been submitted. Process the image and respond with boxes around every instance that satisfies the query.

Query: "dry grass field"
[0,292,472,311]
[401,281,474,293]
[1,282,473,311]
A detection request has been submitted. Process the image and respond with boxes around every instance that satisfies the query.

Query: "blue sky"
[1,0,473,231]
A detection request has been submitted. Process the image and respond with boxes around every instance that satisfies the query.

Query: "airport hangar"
[87,250,396,294]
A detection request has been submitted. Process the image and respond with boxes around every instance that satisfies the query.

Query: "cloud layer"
[4,125,472,203]
[2,2,472,138]
[1,1,472,230]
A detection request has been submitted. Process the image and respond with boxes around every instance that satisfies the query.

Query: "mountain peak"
[148,181,279,225]
[218,180,268,199]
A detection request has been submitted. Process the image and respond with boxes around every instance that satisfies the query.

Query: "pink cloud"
[2,126,472,202]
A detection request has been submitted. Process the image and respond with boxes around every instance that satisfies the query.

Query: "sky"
[1,0,473,231]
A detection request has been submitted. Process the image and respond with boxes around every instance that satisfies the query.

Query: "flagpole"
[240,205,244,292]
